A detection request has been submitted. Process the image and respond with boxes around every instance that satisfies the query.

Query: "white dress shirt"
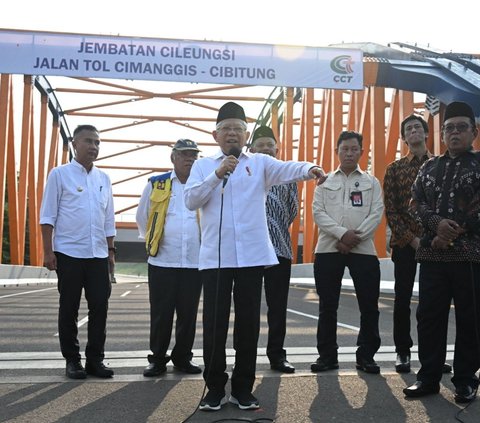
[39,159,116,258]
[313,166,384,256]
[136,170,200,268]
[184,149,315,270]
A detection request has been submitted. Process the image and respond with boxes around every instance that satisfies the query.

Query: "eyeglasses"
[217,126,246,134]
[442,122,472,134]
[176,150,198,158]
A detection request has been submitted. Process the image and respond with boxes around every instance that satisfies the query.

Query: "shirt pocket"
[323,182,343,215]
[95,186,109,208]
[351,180,373,222]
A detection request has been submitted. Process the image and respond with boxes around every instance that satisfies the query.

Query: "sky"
[1,0,479,54]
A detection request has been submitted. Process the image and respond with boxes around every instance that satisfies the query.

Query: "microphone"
[223,146,242,187]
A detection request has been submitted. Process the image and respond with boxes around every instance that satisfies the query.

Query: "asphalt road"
[0,278,457,360]
[1,278,471,423]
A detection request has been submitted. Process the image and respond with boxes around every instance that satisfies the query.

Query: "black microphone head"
[227,146,242,159]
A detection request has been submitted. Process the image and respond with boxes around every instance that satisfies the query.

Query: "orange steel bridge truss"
[0,63,476,266]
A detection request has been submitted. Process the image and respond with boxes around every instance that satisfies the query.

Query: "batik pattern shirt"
[411,150,480,262]
[266,183,298,260]
[384,152,431,247]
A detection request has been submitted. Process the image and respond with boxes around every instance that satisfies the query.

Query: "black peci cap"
[216,102,247,124]
[443,101,475,123]
[252,125,276,143]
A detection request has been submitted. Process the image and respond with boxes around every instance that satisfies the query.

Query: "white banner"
[0,29,363,89]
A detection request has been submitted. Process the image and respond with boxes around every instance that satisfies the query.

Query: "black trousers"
[55,252,111,363]
[202,266,263,395]
[314,252,381,360]
[147,265,202,365]
[391,245,417,354]
[264,256,292,363]
[417,261,480,388]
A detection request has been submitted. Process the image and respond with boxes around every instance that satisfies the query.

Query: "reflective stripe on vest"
[145,173,172,257]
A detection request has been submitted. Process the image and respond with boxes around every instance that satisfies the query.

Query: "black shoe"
[229,392,260,410]
[395,354,411,373]
[356,356,380,374]
[199,390,227,411]
[443,363,452,373]
[454,385,477,403]
[173,360,202,374]
[311,357,339,372]
[143,362,167,377]
[85,361,114,378]
[403,381,440,398]
[66,361,86,379]
[270,359,295,373]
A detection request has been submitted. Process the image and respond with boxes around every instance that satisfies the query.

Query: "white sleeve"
[104,174,116,237]
[136,182,152,239]
[39,168,60,227]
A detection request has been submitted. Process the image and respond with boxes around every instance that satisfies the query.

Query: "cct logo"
[330,55,355,83]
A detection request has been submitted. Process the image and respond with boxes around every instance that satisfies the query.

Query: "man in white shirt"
[136,139,202,377]
[311,131,384,374]
[184,102,326,411]
[40,125,116,380]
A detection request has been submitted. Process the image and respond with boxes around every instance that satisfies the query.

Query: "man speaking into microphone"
[184,101,326,411]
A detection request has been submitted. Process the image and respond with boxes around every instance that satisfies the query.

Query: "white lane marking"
[287,308,360,332]
[135,284,141,288]
[0,287,55,299]
[121,291,131,297]
[0,347,457,373]
[77,316,88,328]
[53,316,88,337]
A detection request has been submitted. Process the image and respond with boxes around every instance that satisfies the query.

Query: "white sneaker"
[229,392,260,410]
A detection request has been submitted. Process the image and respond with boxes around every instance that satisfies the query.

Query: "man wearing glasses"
[404,102,480,403]
[185,102,326,411]
[136,139,203,378]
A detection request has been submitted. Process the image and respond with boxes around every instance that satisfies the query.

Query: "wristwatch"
[108,247,117,253]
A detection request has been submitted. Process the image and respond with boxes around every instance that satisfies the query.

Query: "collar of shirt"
[442,149,475,160]
[72,157,99,173]
[406,151,433,162]
[332,165,365,176]
[213,148,247,159]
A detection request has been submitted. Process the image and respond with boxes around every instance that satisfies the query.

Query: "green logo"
[330,55,354,75]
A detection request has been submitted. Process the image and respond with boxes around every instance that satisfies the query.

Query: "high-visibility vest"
[145,172,172,257]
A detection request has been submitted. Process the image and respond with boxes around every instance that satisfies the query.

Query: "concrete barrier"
[0,264,55,279]
[1,259,418,282]
[291,258,419,282]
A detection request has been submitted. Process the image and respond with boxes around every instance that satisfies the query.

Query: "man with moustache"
[404,102,480,403]
[184,102,326,411]
[136,139,203,378]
